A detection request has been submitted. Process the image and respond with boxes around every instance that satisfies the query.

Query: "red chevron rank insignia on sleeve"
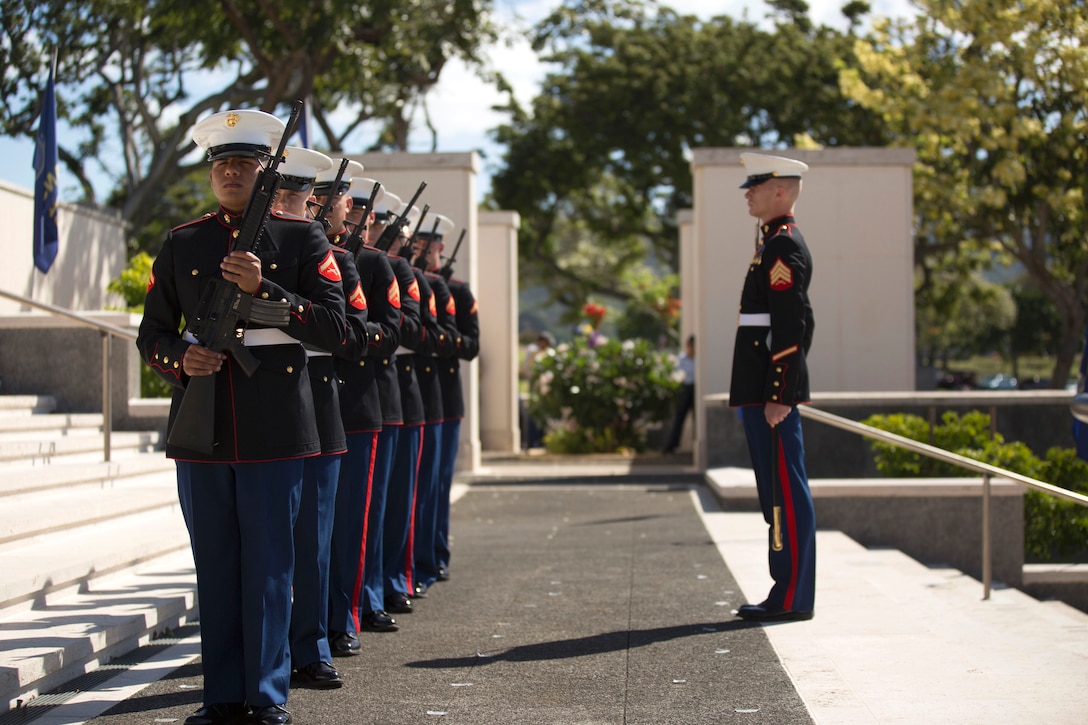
[318,250,342,282]
[348,281,367,310]
[387,279,401,308]
[146,269,156,292]
[446,295,457,315]
[428,292,437,317]
[769,258,793,290]
[469,299,478,315]
[407,277,421,301]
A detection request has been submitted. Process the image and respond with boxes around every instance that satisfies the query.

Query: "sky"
[0,0,918,202]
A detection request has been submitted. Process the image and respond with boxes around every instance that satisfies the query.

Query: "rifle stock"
[168,100,303,454]
[375,181,427,253]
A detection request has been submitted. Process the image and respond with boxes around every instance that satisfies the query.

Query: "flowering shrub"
[528,335,680,453]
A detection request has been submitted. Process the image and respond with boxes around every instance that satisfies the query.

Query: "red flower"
[582,302,607,328]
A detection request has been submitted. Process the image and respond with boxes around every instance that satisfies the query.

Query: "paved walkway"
[11,456,1088,724]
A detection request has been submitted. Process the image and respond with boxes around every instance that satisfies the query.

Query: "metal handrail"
[797,404,1088,600]
[0,288,137,462]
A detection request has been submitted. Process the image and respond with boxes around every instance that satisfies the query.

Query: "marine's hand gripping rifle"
[343,179,385,256]
[167,100,304,454]
[311,157,350,229]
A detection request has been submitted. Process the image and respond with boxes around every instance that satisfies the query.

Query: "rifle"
[311,157,349,229]
[167,100,303,454]
[439,228,466,281]
[344,180,384,256]
[412,216,442,270]
[375,181,427,252]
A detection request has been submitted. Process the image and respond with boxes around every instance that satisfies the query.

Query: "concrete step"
[0,493,190,613]
[0,429,162,465]
[0,412,103,435]
[696,489,1088,724]
[0,471,179,546]
[0,548,196,713]
[0,454,174,497]
[0,395,56,414]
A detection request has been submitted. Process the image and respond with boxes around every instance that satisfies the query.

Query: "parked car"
[976,373,1018,390]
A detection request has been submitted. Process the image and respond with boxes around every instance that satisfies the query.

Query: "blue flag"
[32,59,59,273]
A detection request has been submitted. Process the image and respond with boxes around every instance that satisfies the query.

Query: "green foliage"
[528,335,680,453]
[862,410,1088,560]
[842,0,1088,386]
[489,0,886,321]
[107,252,172,399]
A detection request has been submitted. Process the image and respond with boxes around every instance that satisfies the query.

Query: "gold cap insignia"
[225,113,240,128]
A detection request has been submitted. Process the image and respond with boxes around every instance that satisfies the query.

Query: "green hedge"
[863,410,1088,561]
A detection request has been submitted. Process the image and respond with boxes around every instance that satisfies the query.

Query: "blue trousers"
[385,423,422,598]
[290,454,340,667]
[328,432,377,634]
[740,406,816,612]
[435,418,462,571]
[413,421,444,588]
[359,426,398,616]
[176,459,303,707]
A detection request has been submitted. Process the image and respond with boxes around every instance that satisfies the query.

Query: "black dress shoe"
[291,660,343,689]
[385,592,413,613]
[736,602,813,622]
[411,581,429,598]
[250,704,292,725]
[436,565,450,581]
[328,630,360,656]
[183,703,249,725]
[359,610,399,631]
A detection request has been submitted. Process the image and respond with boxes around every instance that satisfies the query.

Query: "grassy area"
[945,355,1076,384]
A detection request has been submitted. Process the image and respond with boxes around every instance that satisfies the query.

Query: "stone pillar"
[348,152,481,472]
[477,211,521,452]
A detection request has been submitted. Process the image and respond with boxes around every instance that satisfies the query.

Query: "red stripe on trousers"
[777,437,800,610]
[350,432,379,631]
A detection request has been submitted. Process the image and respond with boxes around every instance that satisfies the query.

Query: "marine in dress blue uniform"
[729,152,817,623]
[341,178,404,632]
[369,194,428,615]
[270,147,355,691]
[137,110,346,725]
[432,224,480,582]
[410,218,461,594]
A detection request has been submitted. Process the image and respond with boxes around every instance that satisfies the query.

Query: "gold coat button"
[322,376,329,383]
[405,365,412,372]
[286,366,294,373]
[425,366,431,373]
[270,263,278,270]
[771,395,779,401]
[298,305,304,313]
[232,229,240,238]
[374,334,380,342]
[174,362,180,369]
[163,356,170,364]
[753,340,760,347]
[261,292,269,299]
[773,381,780,387]
[382,359,389,365]
[359,360,366,367]
[224,214,231,224]
[439,334,446,342]
[191,269,199,276]
[449,367,455,373]
[776,367,783,373]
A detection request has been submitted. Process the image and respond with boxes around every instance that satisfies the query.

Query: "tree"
[0,0,499,251]
[840,0,1088,387]
[487,0,886,326]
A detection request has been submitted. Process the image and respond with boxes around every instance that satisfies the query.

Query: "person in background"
[522,331,554,450]
[662,334,696,455]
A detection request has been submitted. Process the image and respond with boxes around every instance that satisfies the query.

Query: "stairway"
[0,395,195,713]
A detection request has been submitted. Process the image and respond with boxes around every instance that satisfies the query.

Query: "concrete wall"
[347,152,481,471]
[477,211,521,452]
[0,180,128,313]
[691,147,916,470]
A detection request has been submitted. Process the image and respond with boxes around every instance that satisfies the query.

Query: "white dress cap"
[348,177,386,208]
[278,146,334,191]
[192,109,286,161]
[314,159,365,195]
[739,152,809,188]
[371,190,403,221]
[418,213,455,239]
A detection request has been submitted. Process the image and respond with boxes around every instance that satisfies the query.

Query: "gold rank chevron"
[769,258,793,289]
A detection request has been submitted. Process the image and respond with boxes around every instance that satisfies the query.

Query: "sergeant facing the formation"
[729,152,817,623]
[137,109,347,725]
